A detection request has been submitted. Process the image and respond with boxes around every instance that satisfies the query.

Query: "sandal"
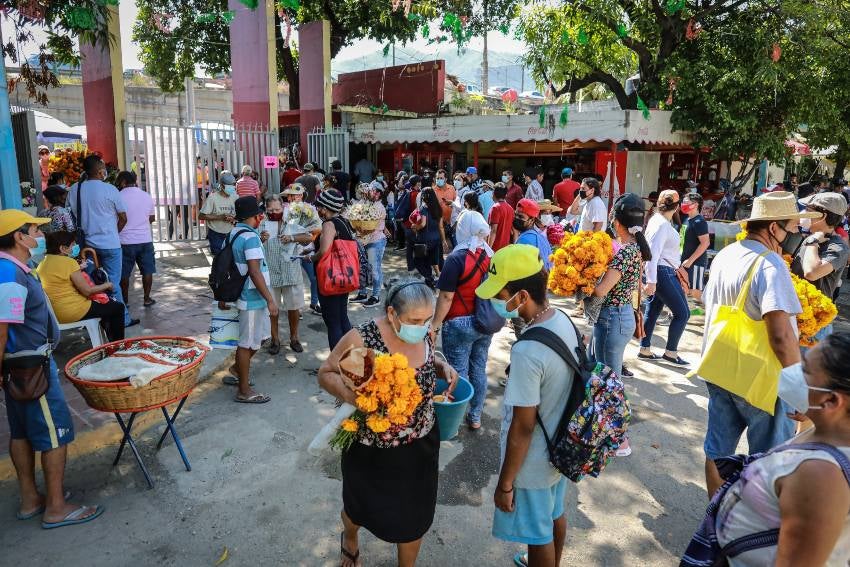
[662,354,690,366]
[340,532,360,566]
[41,505,104,529]
[513,552,529,567]
[234,393,271,404]
[18,491,72,520]
[290,340,303,353]
[143,298,156,307]
[222,376,254,387]
[267,340,281,355]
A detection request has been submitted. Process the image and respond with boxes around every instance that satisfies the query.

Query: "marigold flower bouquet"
[548,230,614,296]
[308,348,422,454]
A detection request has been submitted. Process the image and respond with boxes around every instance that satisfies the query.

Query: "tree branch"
[573,1,654,66]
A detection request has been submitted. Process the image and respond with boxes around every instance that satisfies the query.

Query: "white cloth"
[501,310,578,489]
[453,209,493,257]
[526,180,544,201]
[643,213,682,283]
[578,196,607,232]
[703,239,801,343]
[717,442,850,566]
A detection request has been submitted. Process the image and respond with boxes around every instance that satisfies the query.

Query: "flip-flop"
[234,393,270,404]
[143,299,157,307]
[222,376,254,387]
[637,352,661,360]
[662,354,690,366]
[41,504,104,529]
[513,552,528,567]
[340,532,360,566]
[17,490,73,520]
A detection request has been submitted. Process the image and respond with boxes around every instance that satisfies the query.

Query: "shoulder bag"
[454,249,506,334]
[73,175,87,247]
[316,218,361,295]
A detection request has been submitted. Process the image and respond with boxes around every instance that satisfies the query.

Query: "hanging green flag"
[499,24,509,35]
[280,0,300,8]
[383,44,390,57]
[539,105,547,128]
[238,0,259,9]
[578,28,589,45]
[560,30,570,44]
[637,96,651,120]
[421,24,430,38]
[617,23,628,39]
[665,0,685,14]
[559,106,569,128]
[381,103,389,114]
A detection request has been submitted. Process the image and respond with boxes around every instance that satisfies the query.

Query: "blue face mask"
[224,185,237,196]
[491,293,522,319]
[392,315,430,344]
[377,176,384,182]
[436,178,446,187]
[69,243,80,258]
[501,175,509,184]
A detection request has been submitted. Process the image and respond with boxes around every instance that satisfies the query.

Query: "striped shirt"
[229,223,270,310]
[235,176,261,199]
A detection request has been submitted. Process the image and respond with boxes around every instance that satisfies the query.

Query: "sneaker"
[364,296,381,307]
[351,293,368,303]
[657,312,673,326]
[310,304,322,315]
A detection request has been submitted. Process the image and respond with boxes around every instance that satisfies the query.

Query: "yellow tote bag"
[687,252,781,414]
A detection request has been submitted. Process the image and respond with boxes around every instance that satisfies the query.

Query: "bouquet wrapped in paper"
[344,200,385,234]
[308,348,422,455]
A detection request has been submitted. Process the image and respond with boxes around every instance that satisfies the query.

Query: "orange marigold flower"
[366,414,391,433]
[341,419,359,432]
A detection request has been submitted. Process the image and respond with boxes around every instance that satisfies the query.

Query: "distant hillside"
[332,46,537,92]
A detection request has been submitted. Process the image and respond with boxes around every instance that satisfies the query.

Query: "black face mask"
[579,190,587,199]
[513,217,531,231]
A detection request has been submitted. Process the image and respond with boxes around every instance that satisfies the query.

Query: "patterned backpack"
[515,315,630,482]
[680,442,850,567]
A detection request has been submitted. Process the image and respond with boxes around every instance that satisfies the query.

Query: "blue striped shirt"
[229,224,270,310]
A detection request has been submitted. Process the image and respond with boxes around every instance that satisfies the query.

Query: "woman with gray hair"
[318,280,459,567]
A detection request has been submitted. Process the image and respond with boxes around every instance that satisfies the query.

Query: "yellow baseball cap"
[0,209,51,237]
[475,244,544,299]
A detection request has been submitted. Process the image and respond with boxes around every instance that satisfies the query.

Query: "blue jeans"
[442,315,493,423]
[301,257,319,307]
[207,229,228,256]
[640,265,690,352]
[592,304,635,373]
[93,246,130,325]
[359,239,387,297]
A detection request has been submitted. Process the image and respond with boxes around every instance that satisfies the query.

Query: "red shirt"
[437,248,490,319]
[552,179,580,212]
[505,182,524,208]
[281,168,302,189]
[488,200,515,251]
[236,176,260,199]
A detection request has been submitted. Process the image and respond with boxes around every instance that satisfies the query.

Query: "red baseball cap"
[516,198,541,218]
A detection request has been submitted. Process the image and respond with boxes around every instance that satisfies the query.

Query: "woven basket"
[64,336,210,413]
[350,219,381,233]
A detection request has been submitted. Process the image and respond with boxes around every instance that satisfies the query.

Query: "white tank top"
[716,443,850,566]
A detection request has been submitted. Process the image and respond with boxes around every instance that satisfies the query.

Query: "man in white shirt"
[68,155,137,327]
[701,191,818,496]
[524,170,545,202]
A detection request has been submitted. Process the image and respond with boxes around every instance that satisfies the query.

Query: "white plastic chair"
[45,296,105,348]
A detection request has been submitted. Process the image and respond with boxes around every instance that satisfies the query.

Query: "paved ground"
[0,243,847,566]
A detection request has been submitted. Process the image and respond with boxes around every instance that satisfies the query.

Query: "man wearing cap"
[223,197,278,404]
[701,191,818,495]
[514,199,553,271]
[0,209,104,528]
[792,192,850,310]
[467,166,482,194]
[295,162,321,203]
[199,171,239,255]
[476,244,577,567]
[552,168,580,214]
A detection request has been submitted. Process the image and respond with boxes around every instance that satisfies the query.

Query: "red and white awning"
[784,139,812,156]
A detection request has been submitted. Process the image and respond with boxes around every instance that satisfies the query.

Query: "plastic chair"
[45,295,105,348]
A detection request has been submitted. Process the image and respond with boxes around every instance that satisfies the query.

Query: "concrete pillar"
[80,5,126,168]
[0,53,21,209]
[228,0,278,127]
[298,20,332,162]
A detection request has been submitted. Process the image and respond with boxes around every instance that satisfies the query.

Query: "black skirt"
[341,423,440,544]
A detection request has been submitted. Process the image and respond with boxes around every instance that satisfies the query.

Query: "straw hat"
[282,183,305,196]
[536,199,563,213]
[739,191,820,224]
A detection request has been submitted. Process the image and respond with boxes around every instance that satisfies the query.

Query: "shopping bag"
[316,239,360,295]
[209,303,240,349]
[687,252,781,414]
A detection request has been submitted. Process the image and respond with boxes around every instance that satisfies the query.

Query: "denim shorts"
[121,242,156,279]
[492,477,568,545]
[703,382,795,460]
[4,359,75,452]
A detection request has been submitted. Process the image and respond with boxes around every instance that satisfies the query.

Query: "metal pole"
[185,77,196,127]
[0,23,22,209]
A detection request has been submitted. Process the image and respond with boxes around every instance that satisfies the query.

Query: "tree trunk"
[280,46,300,111]
[832,141,849,184]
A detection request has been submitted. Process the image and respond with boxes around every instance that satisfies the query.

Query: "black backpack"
[208,229,251,302]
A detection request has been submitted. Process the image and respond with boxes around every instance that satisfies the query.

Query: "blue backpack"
[680,442,850,567]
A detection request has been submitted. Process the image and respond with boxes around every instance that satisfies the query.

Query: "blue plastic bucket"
[433,377,473,441]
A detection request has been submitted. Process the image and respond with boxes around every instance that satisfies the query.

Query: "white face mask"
[453,179,463,190]
[799,217,812,231]
[540,214,554,226]
[778,362,833,415]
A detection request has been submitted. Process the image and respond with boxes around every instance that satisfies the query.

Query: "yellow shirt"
[35,255,91,323]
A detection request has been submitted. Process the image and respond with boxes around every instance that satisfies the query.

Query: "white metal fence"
[123,121,280,242]
[307,126,349,173]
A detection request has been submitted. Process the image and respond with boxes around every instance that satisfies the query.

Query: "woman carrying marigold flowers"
[317,280,459,567]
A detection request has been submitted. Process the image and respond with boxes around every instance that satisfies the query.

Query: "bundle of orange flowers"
[548,230,614,296]
[330,352,422,451]
[734,227,835,346]
[48,148,94,184]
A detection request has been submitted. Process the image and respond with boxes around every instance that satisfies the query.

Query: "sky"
[2,3,525,71]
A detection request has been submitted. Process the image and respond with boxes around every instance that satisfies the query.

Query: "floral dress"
[604,241,642,307]
[340,319,440,544]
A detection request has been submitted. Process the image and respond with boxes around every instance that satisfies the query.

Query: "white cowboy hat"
[282,184,305,196]
[738,191,820,224]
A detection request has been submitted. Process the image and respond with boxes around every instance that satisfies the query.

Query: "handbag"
[3,353,51,402]
[686,252,780,414]
[316,218,361,295]
[455,249,506,334]
[665,259,690,295]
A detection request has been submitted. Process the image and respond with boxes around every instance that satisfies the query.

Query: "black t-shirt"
[791,233,850,299]
[681,214,709,266]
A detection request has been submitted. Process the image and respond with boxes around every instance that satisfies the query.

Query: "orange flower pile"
[548,230,614,296]
[48,148,94,184]
[331,352,422,450]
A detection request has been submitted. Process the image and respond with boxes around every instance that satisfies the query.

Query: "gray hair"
[241,164,253,176]
[265,194,283,207]
[385,280,434,315]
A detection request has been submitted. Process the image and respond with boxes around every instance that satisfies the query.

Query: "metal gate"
[307,126,349,173]
[10,109,42,212]
[124,121,279,242]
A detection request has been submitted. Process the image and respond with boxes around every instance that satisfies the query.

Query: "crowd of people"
[4,150,850,565]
